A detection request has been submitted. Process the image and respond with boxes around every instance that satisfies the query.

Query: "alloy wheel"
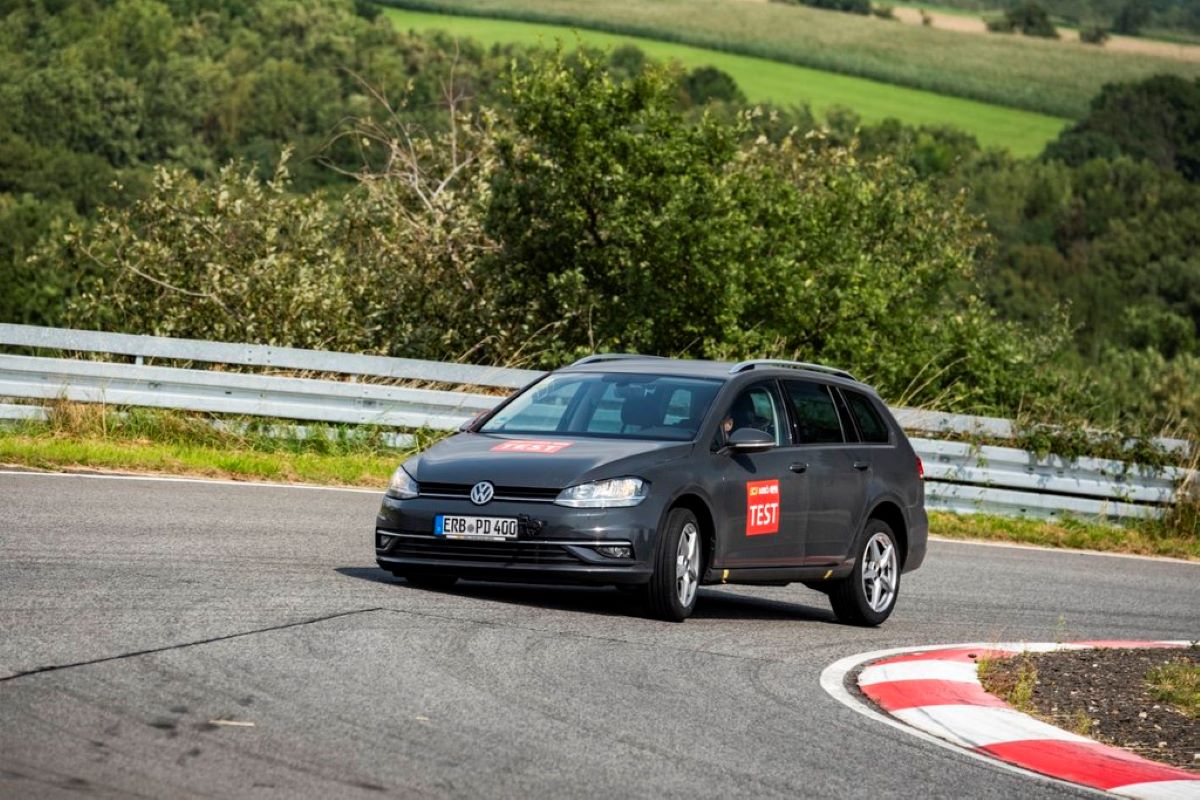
[676,522,700,607]
[861,531,897,613]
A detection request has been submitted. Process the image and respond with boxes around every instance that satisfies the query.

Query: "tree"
[1005,2,1060,37]
[1044,75,1200,181]
[1112,0,1150,34]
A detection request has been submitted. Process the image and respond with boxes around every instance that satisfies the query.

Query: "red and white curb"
[821,641,1199,798]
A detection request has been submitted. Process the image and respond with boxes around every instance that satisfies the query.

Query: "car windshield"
[480,372,723,441]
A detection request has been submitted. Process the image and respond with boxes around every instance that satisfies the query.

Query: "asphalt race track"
[2,471,1197,799]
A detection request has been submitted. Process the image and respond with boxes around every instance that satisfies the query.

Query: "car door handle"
[790,462,808,474]
[852,461,871,471]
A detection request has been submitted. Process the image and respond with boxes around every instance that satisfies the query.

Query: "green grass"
[382,7,1067,155]
[0,403,407,488]
[929,510,1200,560]
[978,652,1038,712]
[1147,658,1200,718]
[0,435,398,487]
[380,0,1200,118]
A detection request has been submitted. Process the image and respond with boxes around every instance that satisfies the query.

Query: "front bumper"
[374,494,660,585]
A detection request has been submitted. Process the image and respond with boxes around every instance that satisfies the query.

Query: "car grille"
[387,535,583,565]
[418,482,560,503]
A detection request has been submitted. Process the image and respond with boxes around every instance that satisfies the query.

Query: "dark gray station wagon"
[375,356,927,624]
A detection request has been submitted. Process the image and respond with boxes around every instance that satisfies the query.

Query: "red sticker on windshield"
[746,480,780,536]
[491,440,572,454]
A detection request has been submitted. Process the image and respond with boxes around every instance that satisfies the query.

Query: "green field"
[380,0,1200,118]
[382,7,1067,155]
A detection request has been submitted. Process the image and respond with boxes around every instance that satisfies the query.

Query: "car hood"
[406,433,691,489]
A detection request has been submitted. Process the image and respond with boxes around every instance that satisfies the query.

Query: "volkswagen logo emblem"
[470,481,495,506]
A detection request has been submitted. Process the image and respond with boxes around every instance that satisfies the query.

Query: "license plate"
[434,515,519,541]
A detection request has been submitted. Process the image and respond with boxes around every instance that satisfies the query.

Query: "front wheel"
[643,508,702,622]
[829,520,900,626]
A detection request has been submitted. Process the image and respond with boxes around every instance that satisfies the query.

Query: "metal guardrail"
[0,325,1191,523]
[0,323,542,390]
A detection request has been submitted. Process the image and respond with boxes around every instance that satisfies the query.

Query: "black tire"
[643,507,702,622]
[828,519,900,627]
[401,573,459,590]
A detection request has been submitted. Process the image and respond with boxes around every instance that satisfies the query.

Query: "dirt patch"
[888,4,1200,62]
[981,647,1200,772]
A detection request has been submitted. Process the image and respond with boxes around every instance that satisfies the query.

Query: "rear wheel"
[644,508,702,622]
[829,519,900,626]
[400,573,459,590]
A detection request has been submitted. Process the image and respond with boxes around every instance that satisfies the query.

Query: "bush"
[871,4,896,19]
[1079,25,1110,44]
[995,2,1060,37]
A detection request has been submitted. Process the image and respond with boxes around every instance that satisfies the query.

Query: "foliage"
[1146,659,1200,717]
[986,3,1060,37]
[1044,76,1200,181]
[679,66,747,107]
[1079,25,1109,44]
[1112,0,1151,34]
[482,51,1059,409]
[871,4,896,20]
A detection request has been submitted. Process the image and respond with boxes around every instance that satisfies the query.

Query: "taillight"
[916,456,924,479]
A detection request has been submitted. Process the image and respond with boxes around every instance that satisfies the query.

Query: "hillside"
[378,0,1200,117]
[382,7,1066,154]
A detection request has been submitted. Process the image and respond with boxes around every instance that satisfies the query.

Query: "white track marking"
[0,468,383,494]
[1113,781,1200,799]
[891,705,1092,749]
[858,659,982,686]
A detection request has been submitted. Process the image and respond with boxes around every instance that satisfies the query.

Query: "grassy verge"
[929,510,1200,560]
[0,403,409,488]
[0,435,397,487]
[380,6,1066,155]
[378,0,1200,118]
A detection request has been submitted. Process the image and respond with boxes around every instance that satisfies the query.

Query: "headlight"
[387,465,419,499]
[555,477,647,508]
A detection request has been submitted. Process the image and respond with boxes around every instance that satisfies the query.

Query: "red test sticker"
[745,479,780,536]
[491,440,573,454]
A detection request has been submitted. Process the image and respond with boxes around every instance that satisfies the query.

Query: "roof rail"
[729,359,857,381]
[568,353,668,367]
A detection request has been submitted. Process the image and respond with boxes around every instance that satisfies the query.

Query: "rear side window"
[783,381,844,444]
[844,391,890,443]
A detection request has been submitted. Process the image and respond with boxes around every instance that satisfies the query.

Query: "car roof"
[556,355,873,392]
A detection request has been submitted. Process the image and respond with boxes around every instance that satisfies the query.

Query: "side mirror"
[727,427,774,453]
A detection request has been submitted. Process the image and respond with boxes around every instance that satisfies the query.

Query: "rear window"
[480,373,722,441]
[845,391,890,443]
[783,381,844,444]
